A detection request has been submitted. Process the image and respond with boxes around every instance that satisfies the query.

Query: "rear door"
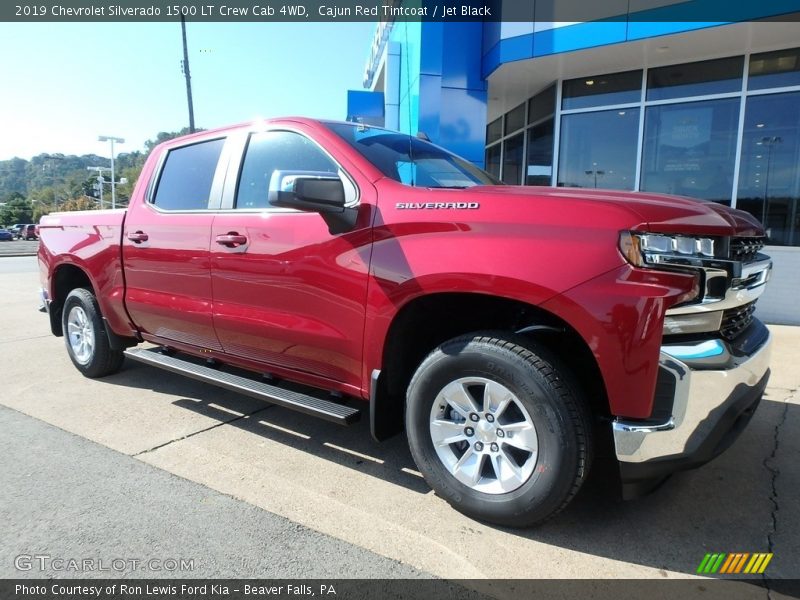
[209,125,374,388]
[123,135,234,351]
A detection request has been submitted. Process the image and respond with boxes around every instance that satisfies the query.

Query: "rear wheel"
[406,333,592,526]
[62,288,124,378]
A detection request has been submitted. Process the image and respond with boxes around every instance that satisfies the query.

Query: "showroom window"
[484,46,800,244]
[529,85,556,125]
[557,109,640,190]
[736,91,800,246]
[504,103,526,136]
[502,133,524,185]
[748,47,800,91]
[485,144,501,179]
[485,86,556,186]
[640,98,739,204]
[526,120,554,186]
[647,57,743,101]
[562,70,642,110]
[486,117,503,145]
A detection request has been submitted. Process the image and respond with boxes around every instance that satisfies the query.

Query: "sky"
[0,21,376,160]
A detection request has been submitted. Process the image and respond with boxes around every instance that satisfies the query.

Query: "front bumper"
[613,320,771,495]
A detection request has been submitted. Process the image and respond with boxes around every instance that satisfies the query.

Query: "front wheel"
[405,333,592,527]
[62,288,125,378]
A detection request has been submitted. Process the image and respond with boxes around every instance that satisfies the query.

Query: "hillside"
[0,127,199,226]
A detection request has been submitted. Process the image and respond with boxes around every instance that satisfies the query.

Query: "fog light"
[663,311,723,335]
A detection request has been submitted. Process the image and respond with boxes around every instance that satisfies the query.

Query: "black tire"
[405,332,592,527]
[62,288,125,378]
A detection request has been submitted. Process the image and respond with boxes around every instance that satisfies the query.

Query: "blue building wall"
[349,21,488,167]
[348,0,800,169]
[482,0,800,78]
[394,21,422,137]
[419,22,487,166]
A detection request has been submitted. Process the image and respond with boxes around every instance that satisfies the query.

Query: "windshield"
[325,122,501,188]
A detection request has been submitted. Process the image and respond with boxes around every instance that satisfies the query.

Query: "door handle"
[127,231,149,243]
[215,233,248,247]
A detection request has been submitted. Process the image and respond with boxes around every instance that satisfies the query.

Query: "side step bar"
[124,347,360,425]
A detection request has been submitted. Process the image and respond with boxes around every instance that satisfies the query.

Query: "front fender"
[541,264,697,419]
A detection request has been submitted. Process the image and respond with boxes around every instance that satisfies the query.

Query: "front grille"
[730,236,765,263]
[720,301,757,340]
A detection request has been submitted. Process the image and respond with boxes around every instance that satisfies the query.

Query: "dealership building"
[347,3,800,324]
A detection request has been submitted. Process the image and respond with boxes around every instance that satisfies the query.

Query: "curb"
[0,253,38,258]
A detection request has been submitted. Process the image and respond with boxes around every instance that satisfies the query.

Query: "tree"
[59,197,99,212]
[144,127,201,155]
[0,126,204,213]
[0,197,33,226]
[1,191,26,204]
[0,158,28,196]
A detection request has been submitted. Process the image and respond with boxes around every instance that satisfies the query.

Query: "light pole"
[761,136,782,224]
[98,136,125,209]
[584,163,605,188]
[86,166,110,209]
[180,15,196,133]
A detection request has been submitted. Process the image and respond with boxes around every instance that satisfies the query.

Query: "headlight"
[619,231,715,268]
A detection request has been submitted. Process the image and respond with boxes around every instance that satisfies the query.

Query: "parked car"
[0,229,13,241]
[9,224,25,238]
[37,118,773,526]
[20,224,38,240]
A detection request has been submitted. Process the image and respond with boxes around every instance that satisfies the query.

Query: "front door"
[209,127,374,388]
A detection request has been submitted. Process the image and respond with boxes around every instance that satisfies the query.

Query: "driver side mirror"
[268,171,358,234]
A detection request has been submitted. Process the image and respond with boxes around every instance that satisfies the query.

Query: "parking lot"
[1,255,798,581]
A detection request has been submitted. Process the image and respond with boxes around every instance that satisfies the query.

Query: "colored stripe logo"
[697,553,773,574]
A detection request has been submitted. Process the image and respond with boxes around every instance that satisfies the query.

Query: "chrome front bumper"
[613,328,772,466]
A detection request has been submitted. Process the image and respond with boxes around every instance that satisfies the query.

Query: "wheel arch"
[49,262,137,351]
[370,292,611,442]
[49,263,95,336]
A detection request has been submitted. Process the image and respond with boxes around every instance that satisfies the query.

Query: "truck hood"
[467,186,764,237]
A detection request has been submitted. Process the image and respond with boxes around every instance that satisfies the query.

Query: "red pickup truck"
[38,118,773,526]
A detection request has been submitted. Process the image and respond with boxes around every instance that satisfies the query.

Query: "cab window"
[152,138,225,210]
[235,131,338,209]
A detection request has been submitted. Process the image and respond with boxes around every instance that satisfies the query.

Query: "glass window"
[736,92,800,246]
[525,119,554,186]
[557,109,639,190]
[504,103,526,136]
[487,117,503,144]
[236,131,337,209]
[326,122,500,188]
[562,70,642,110]
[640,99,739,205]
[485,144,501,179]
[749,47,800,90]
[502,133,524,185]
[529,85,556,125]
[647,57,744,101]
[152,139,224,210]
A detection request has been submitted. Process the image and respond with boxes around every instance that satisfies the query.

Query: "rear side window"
[236,131,337,209]
[152,138,225,210]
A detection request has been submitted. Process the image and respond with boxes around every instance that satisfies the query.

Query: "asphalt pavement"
[0,404,426,579]
[1,256,798,582]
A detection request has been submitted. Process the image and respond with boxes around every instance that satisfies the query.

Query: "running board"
[124,347,360,425]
